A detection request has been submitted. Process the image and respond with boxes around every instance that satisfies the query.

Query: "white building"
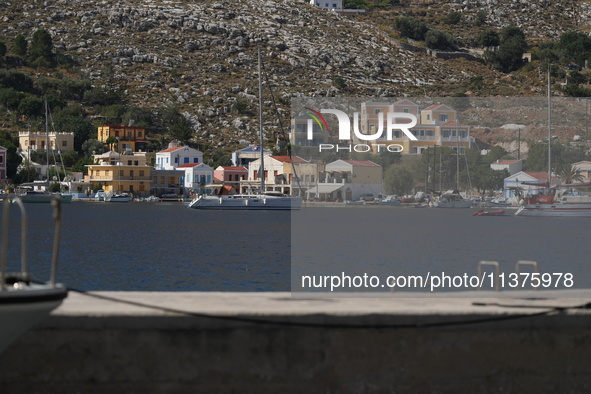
[155,142,203,170]
[571,161,591,183]
[503,171,556,200]
[178,163,214,191]
[247,155,309,195]
[311,160,383,201]
[310,0,343,10]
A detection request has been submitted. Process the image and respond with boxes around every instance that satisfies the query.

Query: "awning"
[305,184,344,194]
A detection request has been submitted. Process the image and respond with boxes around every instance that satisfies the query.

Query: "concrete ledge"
[1,291,591,393]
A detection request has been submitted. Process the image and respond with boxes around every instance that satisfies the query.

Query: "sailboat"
[0,198,68,353]
[515,72,591,217]
[188,49,302,211]
[19,101,72,203]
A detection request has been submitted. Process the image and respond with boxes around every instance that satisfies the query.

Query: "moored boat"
[434,193,473,208]
[105,192,132,202]
[515,187,591,217]
[0,197,68,353]
[188,48,301,211]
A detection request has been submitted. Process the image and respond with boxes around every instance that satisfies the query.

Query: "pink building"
[214,166,248,193]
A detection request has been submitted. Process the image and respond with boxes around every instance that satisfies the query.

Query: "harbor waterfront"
[2,201,590,293]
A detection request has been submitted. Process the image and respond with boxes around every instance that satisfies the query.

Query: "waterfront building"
[86,151,152,196]
[503,171,557,200]
[155,142,203,170]
[289,113,327,147]
[178,163,214,193]
[247,155,309,195]
[214,166,248,194]
[231,145,272,168]
[310,159,383,201]
[97,125,148,152]
[571,161,591,182]
[19,130,74,152]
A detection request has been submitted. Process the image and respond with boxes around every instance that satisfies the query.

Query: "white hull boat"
[515,191,591,217]
[189,193,302,210]
[0,197,68,353]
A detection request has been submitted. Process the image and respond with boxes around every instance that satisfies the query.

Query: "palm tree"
[559,166,584,184]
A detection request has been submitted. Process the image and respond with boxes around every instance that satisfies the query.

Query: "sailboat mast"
[547,69,552,185]
[258,47,265,193]
[45,100,50,181]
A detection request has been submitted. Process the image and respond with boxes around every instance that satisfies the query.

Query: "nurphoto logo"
[302,106,418,153]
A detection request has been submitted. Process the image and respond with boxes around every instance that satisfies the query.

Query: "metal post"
[50,197,62,287]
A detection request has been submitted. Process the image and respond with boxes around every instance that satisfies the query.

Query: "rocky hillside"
[1,0,591,151]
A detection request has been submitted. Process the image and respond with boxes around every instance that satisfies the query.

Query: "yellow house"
[19,130,74,152]
[97,125,148,152]
[86,151,152,196]
[358,101,471,155]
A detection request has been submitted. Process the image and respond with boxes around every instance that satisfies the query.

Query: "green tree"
[0,70,34,92]
[0,41,6,58]
[170,117,194,145]
[559,166,584,184]
[384,165,414,195]
[485,25,527,72]
[425,29,455,50]
[17,95,44,118]
[28,29,54,67]
[13,34,27,57]
[477,30,500,48]
[53,109,95,151]
[475,10,487,26]
[71,156,94,174]
[0,130,22,179]
[0,88,25,109]
[394,17,429,41]
[13,160,39,184]
[442,11,461,25]
[82,139,107,157]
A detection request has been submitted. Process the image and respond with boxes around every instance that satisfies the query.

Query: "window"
[119,170,124,177]
[442,130,450,137]
[426,114,430,120]
[184,157,189,164]
[139,170,144,177]
[62,141,67,147]
[138,131,142,138]
[127,160,132,165]
[0,155,3,164]
[412,147,418,153]
[130,170,134,177]
[174,157,178,163]
[193,158,198,163]
[403,108,409,113]
[97,170,101,176]
[374,109,381,114]
[439,114,448,122]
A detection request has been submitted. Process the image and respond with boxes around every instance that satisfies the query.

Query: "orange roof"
[423,104,443,111]
[524,171,550,180]
[159,146,184,153]
[494,160,520,165]
[177,163,203,168]
[441,121,464,127]
[270,156,309,164]
[219,166,248,171]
